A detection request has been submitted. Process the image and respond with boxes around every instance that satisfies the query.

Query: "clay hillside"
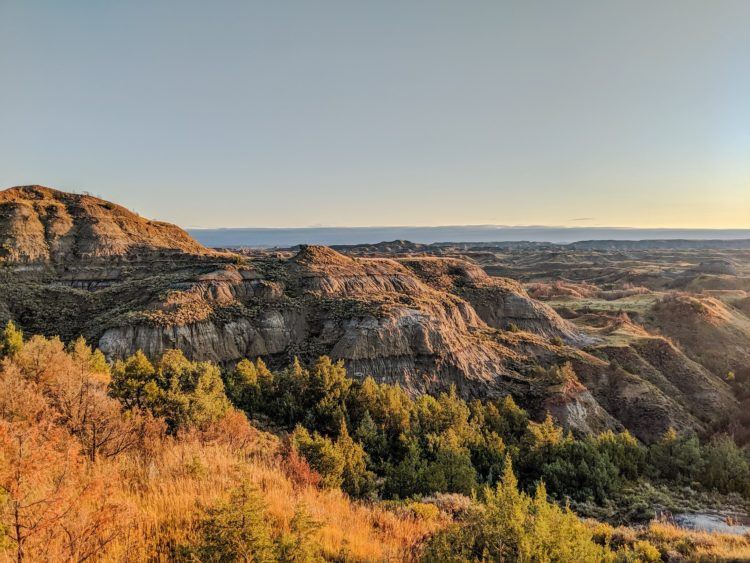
[0,186,742,443]
[0,185,210,265]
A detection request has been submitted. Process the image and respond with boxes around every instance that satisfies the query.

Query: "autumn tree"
[14,337,163,463]
[0,421,123,562]
[12,335,68,386]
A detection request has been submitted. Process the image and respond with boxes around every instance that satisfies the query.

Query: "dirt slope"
[0,185,209,265]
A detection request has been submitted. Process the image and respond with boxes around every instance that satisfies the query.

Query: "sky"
[1,1,749,229]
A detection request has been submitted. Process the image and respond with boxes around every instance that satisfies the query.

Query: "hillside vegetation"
[1,323,749,561]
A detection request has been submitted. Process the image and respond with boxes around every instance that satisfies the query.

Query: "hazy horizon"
[188,225,750,248]
[2,1,749,229]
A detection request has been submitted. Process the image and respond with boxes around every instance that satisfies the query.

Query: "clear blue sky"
[1,1,749,228]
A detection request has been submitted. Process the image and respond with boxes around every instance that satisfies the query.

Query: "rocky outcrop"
[550,312,741,442]
[398,257,584,343]
[569,353,701,443]
[542,376,622,436]
[99,310,306,361]
[0,186,576,414]
[0,186,209,266]
[92,246,525,398]
[573,339,737,442]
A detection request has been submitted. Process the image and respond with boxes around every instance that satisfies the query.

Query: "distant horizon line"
[187,224,750,231]
[187,225,750,248]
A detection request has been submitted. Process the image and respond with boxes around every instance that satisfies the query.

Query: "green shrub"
[277,503,323,562]
[648,428,703,483]
[291,426,346,490]
[111,349,230,432]
[0,321,23,358]
[700,434,750,495]
[421,457,612,562]
[291,423,375,497]
[194,484,276,562]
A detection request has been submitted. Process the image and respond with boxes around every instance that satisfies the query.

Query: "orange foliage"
[0,335,442,561]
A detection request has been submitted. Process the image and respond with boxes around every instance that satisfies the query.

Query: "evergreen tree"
[649,428,703,483]
[111,349,230,432]
[594,430,645,481]
[421,456,611,562]
[225,358,260,411]
[335,421,376,498]
[384,436,427,498]
[291,426,345,490]
[278,503,322,562]
[196,483,277,562]
[0,321,23,358]
[423,430,477,495]
[700,434,750,495]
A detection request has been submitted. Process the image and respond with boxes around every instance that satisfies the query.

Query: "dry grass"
[90,436,441,562]
[589,519,750,561]
[644,521,750,561]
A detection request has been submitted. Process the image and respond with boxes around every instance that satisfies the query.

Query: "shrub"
[335,421,377,498]
[594,430,645,481]
[277,503,323,562]
[0,321,23,358]
[193,483,276,561]
[291,423,375,497]
[632,540,661,562]
[421,493,474,519]
[282,439,323,489]
[699,434,750,495]
[111,349,230,433]
[421,430,477,496]
[421,457,612,562]
[648,428,703,483]
[224,358,260,411]
[291,426,345,490]
[537,439,621,502]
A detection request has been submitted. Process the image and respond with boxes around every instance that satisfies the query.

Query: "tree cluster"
[221,354,750,504]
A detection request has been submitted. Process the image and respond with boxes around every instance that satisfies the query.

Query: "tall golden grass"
[589,518,750,561]
[58,433,442,562]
